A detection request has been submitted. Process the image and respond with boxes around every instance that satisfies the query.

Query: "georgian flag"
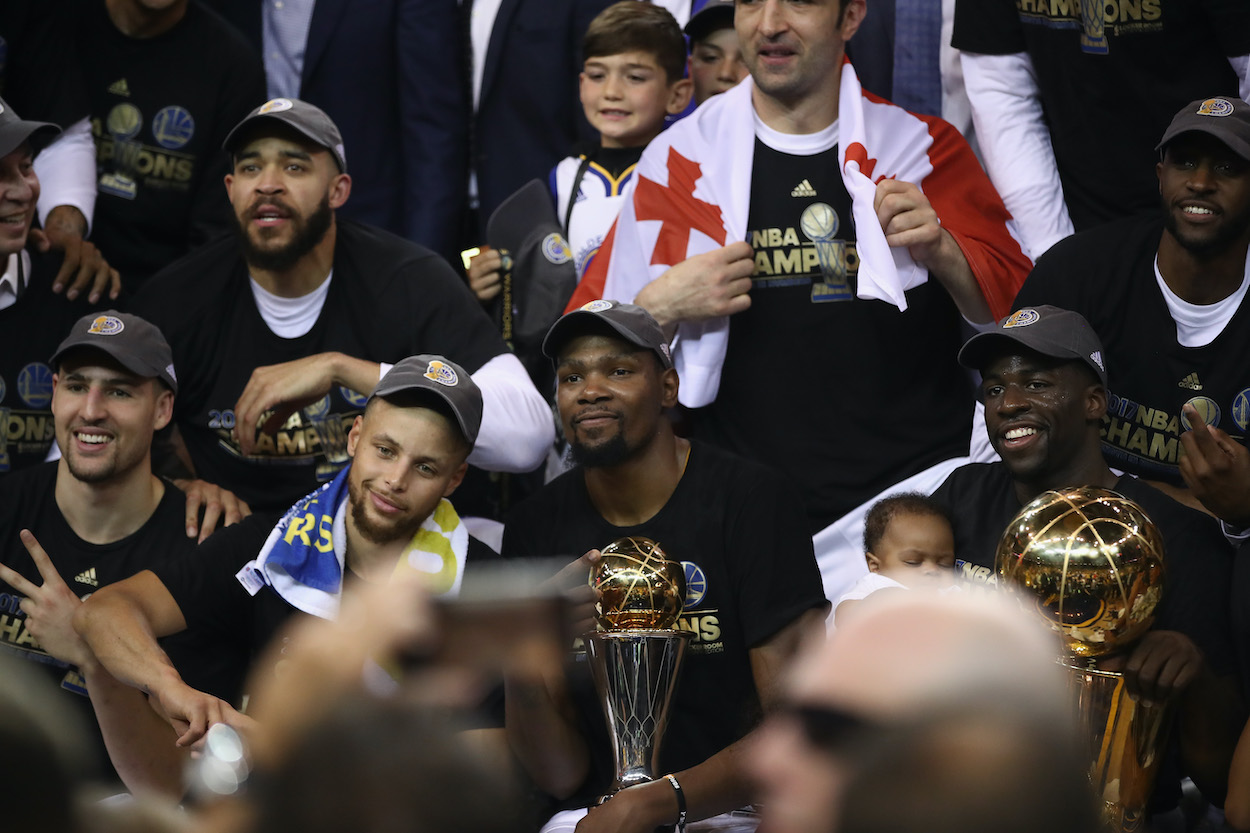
[568,59,1030,407]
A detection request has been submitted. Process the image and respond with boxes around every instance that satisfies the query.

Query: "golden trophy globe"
[585,537,690,798]
[996,487,1168,832]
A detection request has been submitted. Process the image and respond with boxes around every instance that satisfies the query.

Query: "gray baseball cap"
[51,311,178,393]
[542,300,674,369]
[1156,97,1250,162]
[369,355,482,447]
[684,0,734,42]
[223,97,347,173]
[0,96,60,159]
[958,305,1107,389]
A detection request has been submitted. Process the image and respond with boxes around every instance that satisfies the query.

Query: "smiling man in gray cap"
[930,304,1241,822]
[0,309,244,793]
[130,97,552,541]
[75,355,495,766]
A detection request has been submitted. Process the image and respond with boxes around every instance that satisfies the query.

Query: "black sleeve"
[952,0,1026,55]
[150,513,276,648]
[725,469,828,647]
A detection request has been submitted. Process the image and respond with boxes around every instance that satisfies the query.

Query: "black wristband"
[664,773,687,831]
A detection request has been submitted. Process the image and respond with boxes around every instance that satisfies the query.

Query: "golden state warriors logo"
[682,561,706,608]
[1197,99,1235,118]
[1002,309,1040,328]
[106,103,142,140]
[17,363,53,408]
[542,233,573,265]
[151,106,195,150]
[258,98,294,114]
[338,386,369,408]
[1233,389,1250,432]
[87,315,125,336]
[424,360,458,387]
[1181,396,1221,430]
[582,300,615,313]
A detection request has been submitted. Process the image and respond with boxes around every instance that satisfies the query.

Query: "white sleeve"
[33,117,97,234]
[467,352,556,473]
[960,51,1072,261]
[1229,55,1250,102]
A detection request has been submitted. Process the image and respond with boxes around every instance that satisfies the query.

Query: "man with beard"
[501,301,827,833]
[930,306,1241,818]
[130,98,552,540]
[74,355,494,755]
[1013,97,1250,510]
[0,311,243,793]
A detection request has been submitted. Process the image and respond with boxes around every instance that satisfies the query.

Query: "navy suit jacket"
[473,0,613,221]
[207,0,469,259]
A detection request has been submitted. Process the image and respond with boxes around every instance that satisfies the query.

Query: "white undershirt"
[752,113,839,156]
[249,271,333,338]
[0,251,30,313]
[1153,253,1250,348]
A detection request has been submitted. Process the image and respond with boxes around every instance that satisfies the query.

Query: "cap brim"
[0,122,61,159]
[1156,125,1250,162]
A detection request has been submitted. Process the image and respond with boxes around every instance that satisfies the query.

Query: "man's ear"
[328,173,352,209]
[443,461,469,497]
[347,415,363,458]
[1086,384,1108,421]
[153,387,175,432]
[660,366,680,409]
[840,0,867,42]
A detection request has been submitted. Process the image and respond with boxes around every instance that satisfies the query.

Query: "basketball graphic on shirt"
[996,487,1164,659]
[799,202,839,243]
[1180,396,1220,430]
[592,537,686,630]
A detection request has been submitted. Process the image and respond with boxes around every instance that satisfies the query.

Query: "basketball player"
[931,304,1240,817]
[502,301,827,833]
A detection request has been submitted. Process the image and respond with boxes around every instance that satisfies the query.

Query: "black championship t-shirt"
[695,138,973,533]
[155,507,500,688]
[0,250,102,476]
[1014,217,1250,485]
[131,221,510,511]
[77,0,266,289]
[501,441,828,805]
[952,0,1250,232]
[0,463,247,785]
[931,461,1236,810]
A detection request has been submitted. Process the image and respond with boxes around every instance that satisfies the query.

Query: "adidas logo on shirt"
[107,78,131,97]
[1178,372,1203,391]
[73,567,98,588]
[790,179,817,197]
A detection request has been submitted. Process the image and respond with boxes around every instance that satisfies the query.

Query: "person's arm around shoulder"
[576,607,826,833]
[73,569,244,747]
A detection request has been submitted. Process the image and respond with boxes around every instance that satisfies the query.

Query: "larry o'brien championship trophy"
[585,536,691,799]
[996,487,1169,832]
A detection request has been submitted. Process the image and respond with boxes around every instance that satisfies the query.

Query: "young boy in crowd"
[466,1,691,301]
[834,493,958,624]
[684,0,747,106]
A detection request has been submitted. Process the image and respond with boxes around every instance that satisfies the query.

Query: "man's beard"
[347,475,425,545]
[1163,194,1250,257]
[235,193,334,272]
[570,432,637,469]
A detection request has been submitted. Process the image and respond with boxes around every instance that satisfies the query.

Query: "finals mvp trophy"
[586,536,691,799]
[996,487,1170,833]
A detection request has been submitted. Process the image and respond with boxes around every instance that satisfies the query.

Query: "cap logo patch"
[1090,351,1104,371]
[582,300,614,313]
[258,98,294,114]
[542,232,573,265]
[87,315,125,336]
[1196,98,1234,118]
[1002,309,1040,328]
[424,360,458,387]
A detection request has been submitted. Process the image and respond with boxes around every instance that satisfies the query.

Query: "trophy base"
[1062,660,1173,833]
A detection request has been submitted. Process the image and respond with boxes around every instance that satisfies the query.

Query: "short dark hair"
[863,493,953,554]
[584,1,687,85]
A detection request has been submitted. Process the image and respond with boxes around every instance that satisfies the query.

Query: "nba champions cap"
[370,355,482,447]
[542,300,674,370]
[0,96,60,158]
[958,305,1107,389]
[223,97,348,173]
[51,311,178,393]
[1156,97,1250,162]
